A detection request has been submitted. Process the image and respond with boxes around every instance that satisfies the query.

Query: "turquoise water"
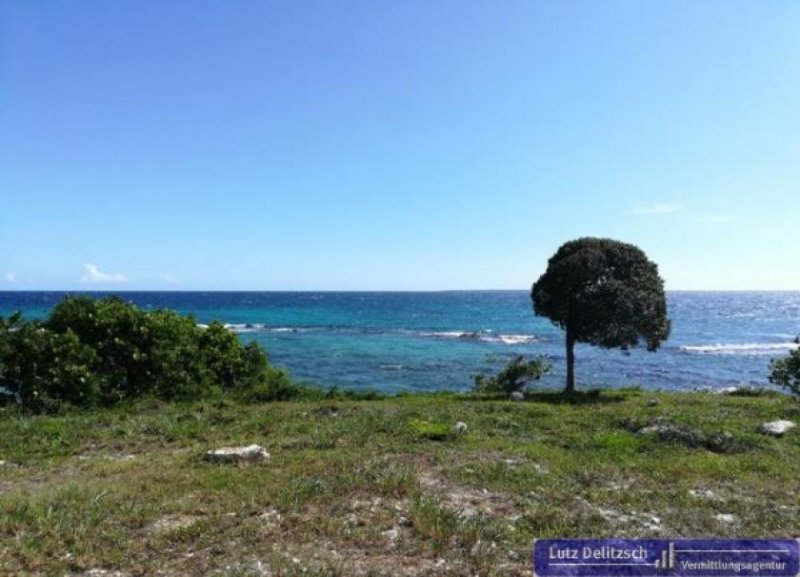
[1,291,799,393]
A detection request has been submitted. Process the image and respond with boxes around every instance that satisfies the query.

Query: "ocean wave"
[219,323,318,334]
[224,323,265,333]
[422,330,469,339]
[495,334,537,345]
[422,330,537,345]
[213,323,538,345]
[680,342,800,356]
[379,364,403,371]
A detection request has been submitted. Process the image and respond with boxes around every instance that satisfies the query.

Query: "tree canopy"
[531,237,670,392]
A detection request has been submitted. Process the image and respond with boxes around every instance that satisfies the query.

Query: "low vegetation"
[472,355,550,395]
[770,338,800,396]
[0,390,797,576]
[0,297,294,412]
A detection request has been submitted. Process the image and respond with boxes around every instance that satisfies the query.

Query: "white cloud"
[81,263,128,283]
[4,272,16,282]
[631,203,685,215]
[698,214,735,223]
[163,273,179,284]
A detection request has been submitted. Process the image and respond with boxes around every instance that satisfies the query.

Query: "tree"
[531,237,670,393]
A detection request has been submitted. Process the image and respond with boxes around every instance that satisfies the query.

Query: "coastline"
[2,290,799,394]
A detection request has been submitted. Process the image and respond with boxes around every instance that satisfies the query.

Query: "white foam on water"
[224,323,265,333]
[680,342,800,356]
[493,334,537,345]
[217,322,539,345]
[420,330,536,345]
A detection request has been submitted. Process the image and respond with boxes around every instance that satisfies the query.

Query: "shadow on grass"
[526,389,629,405]
[463,389,629,405]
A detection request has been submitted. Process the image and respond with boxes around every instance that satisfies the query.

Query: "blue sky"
[1,1,798,290]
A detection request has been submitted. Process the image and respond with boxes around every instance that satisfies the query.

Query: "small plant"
[409,419,454,441]
[472,354,550,394]
[769,345,800,396]
[409,494,459,553]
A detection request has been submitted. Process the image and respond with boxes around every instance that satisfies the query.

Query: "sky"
[1,1,799,291]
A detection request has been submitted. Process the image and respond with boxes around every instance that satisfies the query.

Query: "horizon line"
[1,288,798,293]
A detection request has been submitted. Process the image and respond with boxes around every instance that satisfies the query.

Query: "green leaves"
[0,324,100,412]
[531,237,670,391]
[769,347,800,396]
[0,296,284,412]
[532,238,670,350]
[473,355,550,394]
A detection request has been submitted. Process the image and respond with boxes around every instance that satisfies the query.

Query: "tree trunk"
[565,328,576,394]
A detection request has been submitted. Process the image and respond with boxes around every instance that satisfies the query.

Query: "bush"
[769,345,800,396]
[0,296,290,412]
[235,366,303,402]
[0,319,100,412]
[473,355,550,394]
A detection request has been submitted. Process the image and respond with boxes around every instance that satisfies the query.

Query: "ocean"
[1,291,799,393]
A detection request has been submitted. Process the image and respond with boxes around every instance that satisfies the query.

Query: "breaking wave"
[215,324,536,345]
[413,330,537,345]
[680,342,799,356]
[220,324,318,334]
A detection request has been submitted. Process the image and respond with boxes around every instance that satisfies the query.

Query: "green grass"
[0,390,798,576]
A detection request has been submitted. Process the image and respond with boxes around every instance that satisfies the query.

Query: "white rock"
[203,444,269,463]
[714,513,738,524]
[532,462,549,475]
[383,527,400,546]
[759,420,796,437]
[344,512,360,528]
[150,514,201,533]
[689,489,720,501]
[510,391,525,401]
[452,421,468,434]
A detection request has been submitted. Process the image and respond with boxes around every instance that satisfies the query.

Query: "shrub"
[473,354,550,394]
[0,296,290,412]
[235,366,302,402]
[769,346,800,396]
[0,320,100,412]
